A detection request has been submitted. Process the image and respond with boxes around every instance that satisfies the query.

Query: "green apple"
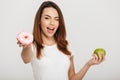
[94,48,106,56]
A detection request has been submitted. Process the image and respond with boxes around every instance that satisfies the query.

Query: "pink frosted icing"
[17,31,33,45]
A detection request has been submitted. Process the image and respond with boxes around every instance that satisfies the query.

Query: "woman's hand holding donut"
[16,31,33,48]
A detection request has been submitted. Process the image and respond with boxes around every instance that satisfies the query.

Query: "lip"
[47,27,55,33]
[47,27,54,30]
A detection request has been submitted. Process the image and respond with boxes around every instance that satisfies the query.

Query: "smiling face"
[40,7,59,39]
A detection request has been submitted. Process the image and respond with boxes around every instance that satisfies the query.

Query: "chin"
[47,34,54,38]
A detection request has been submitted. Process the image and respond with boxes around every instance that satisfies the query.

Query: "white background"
[0,0,120,80]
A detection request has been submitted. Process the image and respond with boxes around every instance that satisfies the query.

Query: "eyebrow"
[44,14,59,18]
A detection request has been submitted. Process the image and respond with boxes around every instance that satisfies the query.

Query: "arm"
[68,56,76,80]
[16,31,34,63]
[69,56,87,80]
[69,54,105,80]
[21,44,34,64]
[74,62,90,80]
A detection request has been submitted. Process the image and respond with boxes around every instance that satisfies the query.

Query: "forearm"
[74,63,91,80]
[21,44,33,63]
[70,53,105,80]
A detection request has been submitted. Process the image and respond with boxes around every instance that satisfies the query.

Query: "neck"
[42,35,56,46]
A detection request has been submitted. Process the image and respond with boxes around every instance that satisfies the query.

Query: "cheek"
[41,22,46,32]
[55,22,59,28]
[41,21,49,30]
[41,20,48,27]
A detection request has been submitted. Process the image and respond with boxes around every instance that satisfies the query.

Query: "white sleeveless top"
[31,44,74,80]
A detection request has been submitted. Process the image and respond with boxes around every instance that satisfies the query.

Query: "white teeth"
[47,27,54,30]
[50,28,54,29]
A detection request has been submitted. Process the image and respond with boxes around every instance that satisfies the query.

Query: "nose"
[50,19,55,25]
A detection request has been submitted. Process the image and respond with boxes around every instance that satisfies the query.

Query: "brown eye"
[45,17,49,19]
[55,18,59,21]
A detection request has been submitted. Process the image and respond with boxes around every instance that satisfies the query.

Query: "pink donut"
[17,31,33,45]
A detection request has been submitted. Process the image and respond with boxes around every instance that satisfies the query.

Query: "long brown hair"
[33,1,71,59]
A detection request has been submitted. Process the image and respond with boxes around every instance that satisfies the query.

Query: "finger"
[16,37,20,42]
[19,44,22,47]
[101,55,106,62]
[17,41,19,44]
[94,54,98,61]
[98,52,102,62]
[17,41,21,46]
[17,42,25,47]
[95,54,103,64]
[92,54,98,64]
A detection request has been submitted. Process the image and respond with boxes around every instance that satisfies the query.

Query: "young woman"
[17,1,105,80]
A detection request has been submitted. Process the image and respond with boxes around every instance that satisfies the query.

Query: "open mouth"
[47,27,55,33]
